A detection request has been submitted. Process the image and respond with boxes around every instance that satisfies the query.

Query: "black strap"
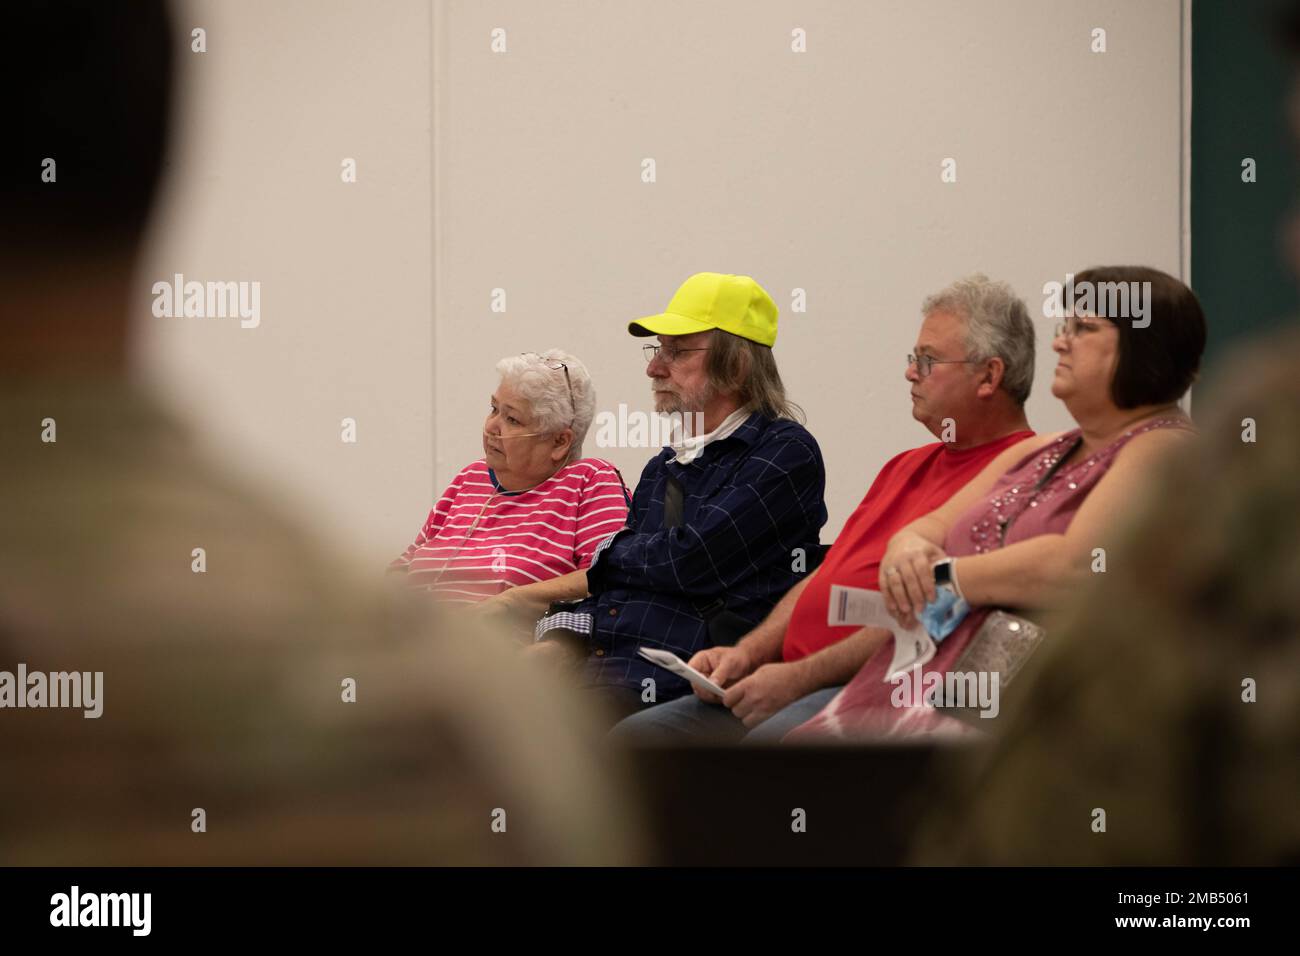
[999,436,1084,547]
[663,472,685,528]
[1033,436,1083,491]
[613,467,634,512]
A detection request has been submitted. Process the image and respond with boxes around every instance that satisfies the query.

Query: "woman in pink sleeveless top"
[789,266,1206,741]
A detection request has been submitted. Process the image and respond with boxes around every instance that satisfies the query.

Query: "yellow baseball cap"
[629,272,779,347]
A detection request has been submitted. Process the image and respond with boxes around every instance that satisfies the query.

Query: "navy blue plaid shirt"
[539,411,827,700]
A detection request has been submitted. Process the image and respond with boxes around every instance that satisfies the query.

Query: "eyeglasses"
[520,352,575,426]
[906,353,979,378]
[643,344,710,365]
[1053,316,1110,339]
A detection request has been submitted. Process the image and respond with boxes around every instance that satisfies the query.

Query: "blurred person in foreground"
[0,1,641,865]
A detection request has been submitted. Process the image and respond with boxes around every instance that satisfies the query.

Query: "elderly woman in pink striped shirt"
[388,350,630,609]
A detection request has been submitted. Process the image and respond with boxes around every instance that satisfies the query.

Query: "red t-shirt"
[782,430,1035,662]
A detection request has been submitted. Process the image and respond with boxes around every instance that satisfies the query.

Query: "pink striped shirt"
[388,458,631,604]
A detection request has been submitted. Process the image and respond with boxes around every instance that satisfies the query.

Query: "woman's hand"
[472,587,549,641]
[521,634,585,676]
[474,587,524,618]
[879,531,948,627]
[477,585,549,617]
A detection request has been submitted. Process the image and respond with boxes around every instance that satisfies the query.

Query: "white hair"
[494,349,596,464]
[921,274,1036,406]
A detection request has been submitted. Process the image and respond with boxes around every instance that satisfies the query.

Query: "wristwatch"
[932,558,964,600]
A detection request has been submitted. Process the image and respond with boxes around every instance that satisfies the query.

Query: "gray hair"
[706,330,804,423]
[921,274,1036,405]
[494,349,596,464]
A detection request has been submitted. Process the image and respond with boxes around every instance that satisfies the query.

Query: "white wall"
[434,0,1185,541]
[137,0,1185,568]
[137,0,434,571]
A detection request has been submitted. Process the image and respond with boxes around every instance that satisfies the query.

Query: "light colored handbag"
[937,610,1047,723]
[952,610,1047,686]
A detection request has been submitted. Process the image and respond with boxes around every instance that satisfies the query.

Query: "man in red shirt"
[610,274,1037,743]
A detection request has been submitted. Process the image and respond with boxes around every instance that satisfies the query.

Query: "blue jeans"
[608,685,843,745]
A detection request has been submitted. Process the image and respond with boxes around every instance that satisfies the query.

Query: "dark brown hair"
[3,2,174,258]
[1073,266,1207,409]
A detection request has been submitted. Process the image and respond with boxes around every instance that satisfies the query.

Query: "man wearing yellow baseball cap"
[524,272,828,722]
[628,273,781,440]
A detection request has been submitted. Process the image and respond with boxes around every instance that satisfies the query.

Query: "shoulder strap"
[660,469,743,641]
[1098,416,1195,463]
[663,471,685,528]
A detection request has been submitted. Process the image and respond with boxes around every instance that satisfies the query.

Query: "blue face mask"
[921,585,970,642]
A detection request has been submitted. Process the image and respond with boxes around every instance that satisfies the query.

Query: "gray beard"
[655,383,715,416]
